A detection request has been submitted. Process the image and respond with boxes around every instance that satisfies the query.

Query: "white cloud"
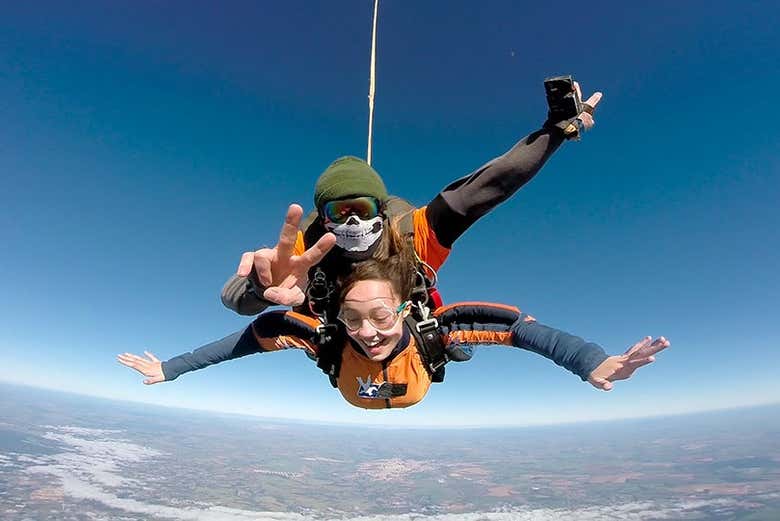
[9,425,770,521]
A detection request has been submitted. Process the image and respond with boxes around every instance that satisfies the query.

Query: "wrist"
[543,116,583,141]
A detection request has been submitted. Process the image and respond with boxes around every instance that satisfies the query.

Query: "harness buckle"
[428,358,447,373]
[415,317,439,333]
[314,322,338,346]
[414,317,448,373]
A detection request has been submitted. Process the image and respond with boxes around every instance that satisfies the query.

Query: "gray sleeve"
[221,274,273,316]
[161,326,261,381]
[425,128,565,248]
[510,320,609,381]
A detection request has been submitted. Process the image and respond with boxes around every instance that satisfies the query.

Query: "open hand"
[236,204,337,306]
[117,351,165,385]
[588,336,670,391]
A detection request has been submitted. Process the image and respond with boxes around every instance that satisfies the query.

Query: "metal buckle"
[414,318,446,372]
[415,317,438,333]
[314,322,338,345]
[429,358,447,372]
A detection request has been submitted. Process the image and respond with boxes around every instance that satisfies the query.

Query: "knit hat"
[313,156,388,210]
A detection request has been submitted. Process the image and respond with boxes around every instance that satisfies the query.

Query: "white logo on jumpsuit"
[357,375,386,398]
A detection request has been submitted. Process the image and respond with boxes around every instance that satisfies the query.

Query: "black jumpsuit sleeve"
[425,128,565,248]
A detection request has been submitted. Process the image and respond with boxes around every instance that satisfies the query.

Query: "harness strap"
[313,320,342,388]
[302,199,440,387]
[404,315,448,383]
[307,267,335,318]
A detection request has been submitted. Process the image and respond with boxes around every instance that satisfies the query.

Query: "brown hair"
[338,222,418,303]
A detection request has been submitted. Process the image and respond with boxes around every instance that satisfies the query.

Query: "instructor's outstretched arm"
[425,83,603,248]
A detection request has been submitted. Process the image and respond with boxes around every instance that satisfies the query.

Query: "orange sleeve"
[412,207,451,270]
[434,302,534,348]
[446,329,514,346]
[254,335,318,356]
[251,311,320,356]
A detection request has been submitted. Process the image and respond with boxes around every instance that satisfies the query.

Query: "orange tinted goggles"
[321,197,381,224]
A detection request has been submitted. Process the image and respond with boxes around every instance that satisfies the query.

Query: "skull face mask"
[324,215,383,257]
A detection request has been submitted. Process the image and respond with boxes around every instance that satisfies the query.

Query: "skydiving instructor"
[221,79,603,315]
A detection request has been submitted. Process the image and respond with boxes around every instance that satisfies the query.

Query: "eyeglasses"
[321,197,381,224]
[337,301,409,332]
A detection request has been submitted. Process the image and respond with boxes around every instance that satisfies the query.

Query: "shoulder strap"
[384,195,415,217]
[404,315,447,383]
[386,196,416,235]
[314,324,345,388]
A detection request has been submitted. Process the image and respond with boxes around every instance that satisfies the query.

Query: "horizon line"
[3,379,779,430]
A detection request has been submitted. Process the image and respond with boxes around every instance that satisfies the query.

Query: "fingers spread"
[628,355,655,365]
[625,336,653,356]
[118,353,141,364]
[631,337,670,360]
[118,355,145,372]
[626,357,655,374]
[117,356,135,368]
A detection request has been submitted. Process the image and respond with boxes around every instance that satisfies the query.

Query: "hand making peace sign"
[236,204,337,307]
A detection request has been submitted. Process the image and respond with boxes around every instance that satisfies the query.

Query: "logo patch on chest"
[356,375,408,399]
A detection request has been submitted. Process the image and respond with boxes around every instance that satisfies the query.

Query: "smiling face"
[339,279,409,362]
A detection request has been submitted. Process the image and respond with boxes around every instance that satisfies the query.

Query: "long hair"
[338,221,418,303]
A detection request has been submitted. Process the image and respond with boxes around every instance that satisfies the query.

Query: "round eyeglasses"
[337,301,409,332]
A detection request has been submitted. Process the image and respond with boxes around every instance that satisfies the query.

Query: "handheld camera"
[544,75,582,121]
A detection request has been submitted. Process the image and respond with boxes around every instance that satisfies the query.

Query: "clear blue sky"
[1,1,778,426]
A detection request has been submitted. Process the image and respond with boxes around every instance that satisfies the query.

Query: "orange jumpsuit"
[163,303,608,410]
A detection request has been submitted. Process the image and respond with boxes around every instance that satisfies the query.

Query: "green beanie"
[313,156,388,210]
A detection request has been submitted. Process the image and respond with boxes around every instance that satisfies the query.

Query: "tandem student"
[119,221,668,410]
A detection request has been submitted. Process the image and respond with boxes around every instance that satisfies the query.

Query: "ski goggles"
[338,301,409,332]
[321,196,381,224]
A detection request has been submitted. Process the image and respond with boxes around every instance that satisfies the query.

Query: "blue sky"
[1,1,778,426]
